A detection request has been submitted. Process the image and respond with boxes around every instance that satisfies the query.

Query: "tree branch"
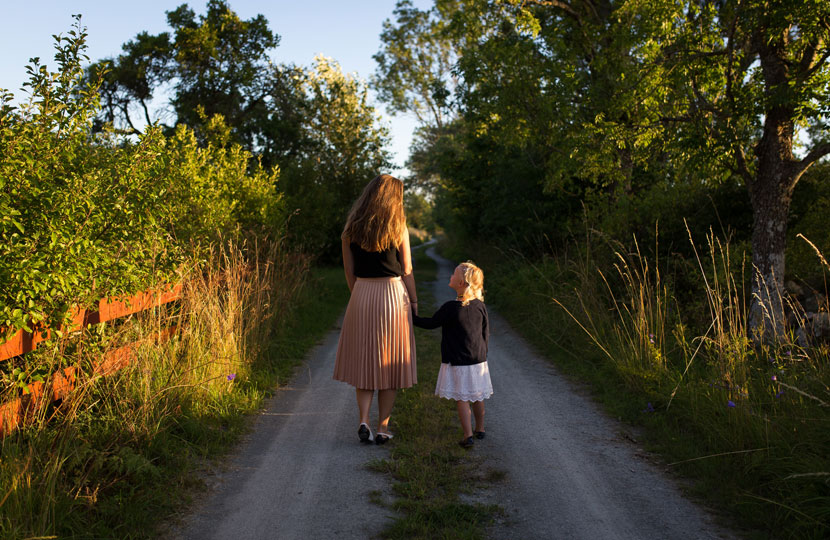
[120,102,142,136]
[802,46,830,81]
[140,98,153,127]
[735,144,754,185]
[522,0,581,21]
[792,142,830,179]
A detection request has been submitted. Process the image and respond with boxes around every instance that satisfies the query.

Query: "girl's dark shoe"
[358,423,373,444]
[474,431,486,440]
[459,436,474,449]
[375,432,394,445]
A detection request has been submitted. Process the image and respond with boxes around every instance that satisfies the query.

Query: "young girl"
[412,261,492,448]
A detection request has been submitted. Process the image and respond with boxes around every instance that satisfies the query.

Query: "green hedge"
[0,23,283,340]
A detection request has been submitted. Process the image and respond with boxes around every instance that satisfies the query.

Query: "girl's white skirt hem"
[435,362,493,402]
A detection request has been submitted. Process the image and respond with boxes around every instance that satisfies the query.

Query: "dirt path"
[164,325,395,539]
[166,245,737,539]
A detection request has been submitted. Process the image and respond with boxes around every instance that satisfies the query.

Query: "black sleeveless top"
[351,243,402,277]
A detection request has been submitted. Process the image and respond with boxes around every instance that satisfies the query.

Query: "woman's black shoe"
[459,436,474,449]
[375,432,393,445]
[358,423,373,443]
[474,431,485,440]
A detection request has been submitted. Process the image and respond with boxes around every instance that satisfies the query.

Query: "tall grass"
[0,236,313,539]
[450,228,830,539]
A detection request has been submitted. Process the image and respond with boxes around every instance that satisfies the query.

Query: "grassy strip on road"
[368,245,502,539]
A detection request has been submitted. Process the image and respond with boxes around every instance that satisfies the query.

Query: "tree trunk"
[746,32,800,340]
[747,151,793,339]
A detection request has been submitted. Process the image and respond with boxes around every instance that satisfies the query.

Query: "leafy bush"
[0,19,284,340]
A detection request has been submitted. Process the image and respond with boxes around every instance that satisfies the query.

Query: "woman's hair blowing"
[342,174,406,251]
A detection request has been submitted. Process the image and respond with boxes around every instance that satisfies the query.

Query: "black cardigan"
[412,299,489,366]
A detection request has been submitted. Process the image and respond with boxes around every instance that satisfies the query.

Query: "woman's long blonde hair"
[342,174,406,251]
[459,261,484,306]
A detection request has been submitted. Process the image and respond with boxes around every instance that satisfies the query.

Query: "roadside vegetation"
[374,2,830,537]
[0,5,375,537]
[1,247,348,539]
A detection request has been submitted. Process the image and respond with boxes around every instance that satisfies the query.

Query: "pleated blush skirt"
[334,276,417,389]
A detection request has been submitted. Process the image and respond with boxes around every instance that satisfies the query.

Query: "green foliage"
[0,19,284,342]
[163,114,284,242]
[404,189,435,232]
[788,161,830,284]
[378,1,830,303]
[372,0,460,128]
[280,56,392,260]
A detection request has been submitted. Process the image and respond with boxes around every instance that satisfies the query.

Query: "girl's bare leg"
[356,388,373,426]
[456,400,473,438]
[377,389,397,433]
[471,400,485,433]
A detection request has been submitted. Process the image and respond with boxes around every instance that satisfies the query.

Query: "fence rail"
[0,283,182,436]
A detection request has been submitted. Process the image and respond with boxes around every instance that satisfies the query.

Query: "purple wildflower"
[642,402,655,413]
[775,390,784,399]
[227,373,236,381]
[771,375,777,381]
[727,400,736,408]
[648,333,655,344]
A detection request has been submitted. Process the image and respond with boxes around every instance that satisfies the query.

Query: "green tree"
[88,0,309,165]
[648,0,830,335]
[372,0,462,129]
[1,18,284,337]
[281,56,392,259]
[383,0,830,337]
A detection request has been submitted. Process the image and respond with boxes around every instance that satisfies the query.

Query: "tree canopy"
[88,2,392,259]
[374,0,830,337]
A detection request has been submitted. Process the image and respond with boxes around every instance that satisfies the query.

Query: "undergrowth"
[0,238,348,539]
[441,230,830,540]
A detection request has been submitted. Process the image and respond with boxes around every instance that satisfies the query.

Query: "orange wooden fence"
[0,283,182,436]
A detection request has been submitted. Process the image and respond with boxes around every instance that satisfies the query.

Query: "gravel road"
[164,325,396,539]
[165,244,737,540]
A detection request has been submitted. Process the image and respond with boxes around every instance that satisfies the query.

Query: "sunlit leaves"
[0,20,285,342]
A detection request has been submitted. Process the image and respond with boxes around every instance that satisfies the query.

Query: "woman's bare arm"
[399,227,418,314]
[342,237,356,292]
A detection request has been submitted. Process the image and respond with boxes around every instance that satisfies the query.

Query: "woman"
[333,174,418,445]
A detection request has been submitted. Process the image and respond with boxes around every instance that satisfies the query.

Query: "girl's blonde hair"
[342,174,406,252]
[458,261,484,306]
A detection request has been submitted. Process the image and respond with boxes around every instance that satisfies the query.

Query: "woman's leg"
[356,388,373,425]
[456,400,473,438]
[471,400,485,433]
[377,389,397,433]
